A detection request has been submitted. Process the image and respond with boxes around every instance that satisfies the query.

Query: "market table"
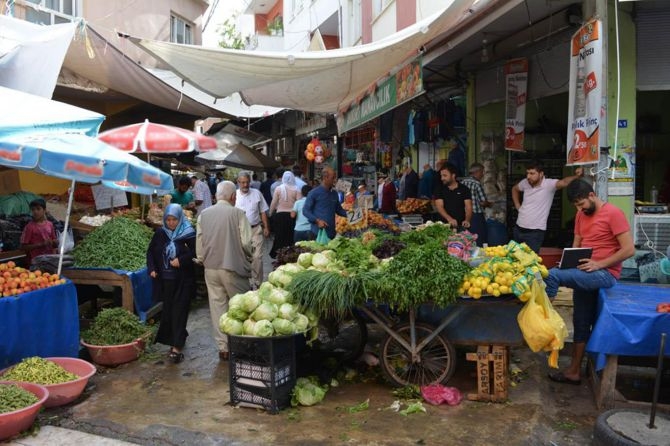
[0,281,79,367]
[61,267,159,321]
[586,283,670,409]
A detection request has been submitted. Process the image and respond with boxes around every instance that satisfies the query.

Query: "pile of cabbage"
[219,279,318,337]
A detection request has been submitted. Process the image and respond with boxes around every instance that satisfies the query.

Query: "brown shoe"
[219,351,229,361]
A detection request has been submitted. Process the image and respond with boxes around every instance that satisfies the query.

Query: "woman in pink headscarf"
[269,170,300,257]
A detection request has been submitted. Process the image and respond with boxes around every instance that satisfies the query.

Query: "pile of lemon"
[458,242,549,300]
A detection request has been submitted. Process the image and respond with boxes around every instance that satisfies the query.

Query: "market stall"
[587,283,670,410]
[0,277,79,368]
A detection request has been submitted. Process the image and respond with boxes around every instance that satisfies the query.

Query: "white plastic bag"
[57,228,75,253]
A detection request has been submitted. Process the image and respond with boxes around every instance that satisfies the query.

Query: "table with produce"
[0,262,79,368]
[219,220,558,390]
[62,216,157,321]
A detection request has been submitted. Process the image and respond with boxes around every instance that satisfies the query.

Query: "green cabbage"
[252,302,278,321]
[293,313,309,332]
[311,252,330,268]
[280,263,305,275]
[278,303,296,320]
[220,316,244,335]
[228,293,244,309]
[265,288,291,305]
[272,318,296,335]
[227,306,248,321]
[239,291,261,313]
[258,281,275,300]
[252,319,274,337]
[297,252,313,268]
[243,319,256,335]
[291,376,328,406]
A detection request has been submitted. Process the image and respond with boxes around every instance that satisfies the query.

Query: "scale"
[635,205,668,214]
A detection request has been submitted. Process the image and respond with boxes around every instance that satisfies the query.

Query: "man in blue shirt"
[303,166,347,240]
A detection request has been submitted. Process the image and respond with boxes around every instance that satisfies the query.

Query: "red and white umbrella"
[98,119,218,153]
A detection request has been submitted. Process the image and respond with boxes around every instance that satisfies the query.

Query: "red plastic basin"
[41,357,96,408]
[0,381,49,440]
[81,338,145,367]
[539,247,563,269]
[0,357,96,408]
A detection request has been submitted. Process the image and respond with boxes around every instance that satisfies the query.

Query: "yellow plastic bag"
[517,278,568,368]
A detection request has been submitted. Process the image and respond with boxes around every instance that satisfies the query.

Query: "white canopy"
[129,0,475,114]
[0,15,76,98]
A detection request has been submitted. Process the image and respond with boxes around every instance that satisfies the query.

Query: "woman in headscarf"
[269,170,300,257]
[147,203,196,363]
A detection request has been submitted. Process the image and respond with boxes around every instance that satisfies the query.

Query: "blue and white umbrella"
[0,132,173,273]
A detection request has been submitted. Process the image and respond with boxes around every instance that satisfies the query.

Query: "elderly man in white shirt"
[235,171,270,289]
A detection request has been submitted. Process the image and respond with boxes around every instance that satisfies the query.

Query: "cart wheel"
[314,310,368,363]
[380,322,456,387]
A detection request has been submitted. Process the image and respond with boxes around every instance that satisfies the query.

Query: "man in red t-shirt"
[20,198,57,264]
[544,180,634,385]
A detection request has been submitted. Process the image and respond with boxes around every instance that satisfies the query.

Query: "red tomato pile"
[0,261,66,297]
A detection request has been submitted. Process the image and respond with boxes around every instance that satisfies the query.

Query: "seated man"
[544,180,634,385]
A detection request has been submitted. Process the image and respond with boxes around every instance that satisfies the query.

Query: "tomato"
[657,303,670,313]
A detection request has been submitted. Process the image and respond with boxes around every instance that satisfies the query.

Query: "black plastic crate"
[230,380,295,413]
[231,358,294,388]
[228,334,297,364]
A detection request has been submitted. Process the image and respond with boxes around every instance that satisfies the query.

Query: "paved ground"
[5,240,611,445]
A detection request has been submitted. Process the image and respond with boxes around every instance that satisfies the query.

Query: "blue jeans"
[544,268,616,343]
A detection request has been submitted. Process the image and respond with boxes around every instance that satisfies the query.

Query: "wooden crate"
[466,345,509,402]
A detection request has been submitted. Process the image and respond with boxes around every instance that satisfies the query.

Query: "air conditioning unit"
[633,214,670,250]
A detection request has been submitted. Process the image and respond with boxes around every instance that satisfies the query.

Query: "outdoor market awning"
[0,15,76,98]
[127,0,476,114]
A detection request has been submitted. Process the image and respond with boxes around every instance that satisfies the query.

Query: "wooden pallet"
[466,345,509,402]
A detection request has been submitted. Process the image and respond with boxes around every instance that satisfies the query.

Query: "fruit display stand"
[61,267,159,322]
[0,280,79,368]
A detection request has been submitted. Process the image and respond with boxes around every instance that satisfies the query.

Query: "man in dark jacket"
[399,164,419,199]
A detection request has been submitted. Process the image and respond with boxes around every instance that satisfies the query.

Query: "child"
[147,204,196,364]
[20,198,57,264]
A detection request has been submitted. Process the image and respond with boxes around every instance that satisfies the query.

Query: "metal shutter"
[637,7,670,91]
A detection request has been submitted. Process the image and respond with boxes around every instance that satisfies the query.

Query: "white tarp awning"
[0,15,76,98]
[128,0,476,113]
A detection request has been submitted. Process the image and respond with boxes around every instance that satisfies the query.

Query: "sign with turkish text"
[567,18,602,166]
[504,58,528,152]
[336,58,424,134]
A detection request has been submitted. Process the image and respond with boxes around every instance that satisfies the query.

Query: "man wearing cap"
[20,198,57,263]
[460,162,492,246]
[191,174,212,214]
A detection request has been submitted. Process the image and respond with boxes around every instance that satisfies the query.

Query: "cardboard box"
[0,168,21,195]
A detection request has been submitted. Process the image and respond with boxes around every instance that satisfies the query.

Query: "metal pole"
[648,332,666,429]
[57,178,76,276]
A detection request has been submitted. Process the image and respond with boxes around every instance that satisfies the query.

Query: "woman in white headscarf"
[269,170,300,257]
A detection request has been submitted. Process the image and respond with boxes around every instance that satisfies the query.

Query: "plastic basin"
[0,357,95,408]
[41,357,96,408]
[0,381,49,440]
[539,247,563,269]
[81,338,145,367]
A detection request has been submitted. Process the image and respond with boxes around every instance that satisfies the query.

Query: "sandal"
[168,350,184,364]
[548,371,581,385]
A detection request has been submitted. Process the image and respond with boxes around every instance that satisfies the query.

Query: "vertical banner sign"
[567,19,602,166]
[504,58,528,152]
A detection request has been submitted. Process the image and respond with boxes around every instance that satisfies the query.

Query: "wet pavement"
[7,241,606,445]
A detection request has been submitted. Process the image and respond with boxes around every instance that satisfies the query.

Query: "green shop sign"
[337,58,424,134]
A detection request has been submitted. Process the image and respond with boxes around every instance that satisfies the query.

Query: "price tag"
[91,184,128,210]
[348,207,364,225]
[335,179,352,194]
